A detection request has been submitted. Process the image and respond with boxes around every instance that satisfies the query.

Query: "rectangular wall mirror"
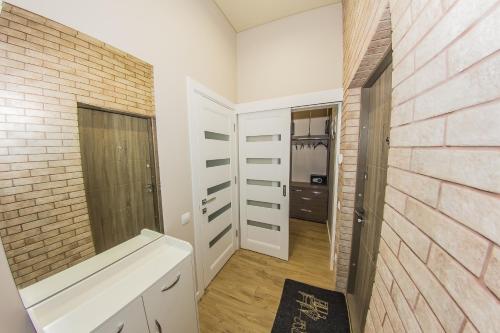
[0,3,162,290]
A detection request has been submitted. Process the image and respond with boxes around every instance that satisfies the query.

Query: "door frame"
[237,93,343,273]
[186,78,239,300]
[347,52,392,294]
[329,103,342,270]
[77,103,164,236]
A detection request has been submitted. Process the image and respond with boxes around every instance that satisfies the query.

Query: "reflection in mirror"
[0,3,161,289]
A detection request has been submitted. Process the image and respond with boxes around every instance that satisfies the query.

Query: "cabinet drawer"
[291,193,327,207]
[92,297,148,333]
[142,257,198,333]
[291,186,328,199]
[291,206,328,222]
[290,189,328,223]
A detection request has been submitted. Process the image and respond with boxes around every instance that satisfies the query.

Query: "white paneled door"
[238,109,291,260]
[189,90,237,291]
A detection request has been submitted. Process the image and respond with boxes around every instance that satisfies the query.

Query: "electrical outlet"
[181,212,191,225]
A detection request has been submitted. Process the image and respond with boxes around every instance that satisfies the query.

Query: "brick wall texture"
[339,0,500,332]
[335,2,392,292]
[0,3,155,288]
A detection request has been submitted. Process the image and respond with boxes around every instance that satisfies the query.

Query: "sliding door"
[238,109,291,260]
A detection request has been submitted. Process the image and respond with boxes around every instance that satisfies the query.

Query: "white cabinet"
[23,233,199,333]
[142,258,198,333]
[92,298,148,333]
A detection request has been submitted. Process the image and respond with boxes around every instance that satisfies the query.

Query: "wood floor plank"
[199,219,335,332]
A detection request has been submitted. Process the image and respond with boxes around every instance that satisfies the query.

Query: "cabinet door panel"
[142,258,198,333]
[92,297,149,333]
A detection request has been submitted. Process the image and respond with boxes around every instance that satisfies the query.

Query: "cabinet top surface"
[26,234,193,333]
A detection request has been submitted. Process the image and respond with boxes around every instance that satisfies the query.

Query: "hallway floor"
[198,218,335,333]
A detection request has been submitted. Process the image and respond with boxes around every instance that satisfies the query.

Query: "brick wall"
[0,3,155,287]
[334,87,359,291]
[335,1,391,292]
[341,0,500,332]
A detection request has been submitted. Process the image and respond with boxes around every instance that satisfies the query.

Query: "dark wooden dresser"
[290,181,329,223]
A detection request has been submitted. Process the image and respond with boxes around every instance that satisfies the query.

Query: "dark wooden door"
[78,107,158,253]
[347,59,392,333]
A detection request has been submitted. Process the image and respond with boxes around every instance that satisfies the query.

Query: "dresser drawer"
[290,189,328,223]
[291,186,328,199]
[291,205,328,222]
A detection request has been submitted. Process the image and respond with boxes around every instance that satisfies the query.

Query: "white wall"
[0,238,33,332]
[237,4,343,103]
[1,0,236,331]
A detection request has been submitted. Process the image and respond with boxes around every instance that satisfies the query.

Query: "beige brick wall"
[342,0,500,332]
[0,3,155,288]
[334,87,360,291]
[335,1,391,292]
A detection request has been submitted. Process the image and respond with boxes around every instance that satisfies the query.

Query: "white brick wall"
[343,0,500,332]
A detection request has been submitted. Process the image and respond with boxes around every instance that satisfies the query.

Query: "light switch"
[338,153,343,165]
[181,212,191,225]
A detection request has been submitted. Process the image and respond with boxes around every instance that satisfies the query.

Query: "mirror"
[0,3,162,289]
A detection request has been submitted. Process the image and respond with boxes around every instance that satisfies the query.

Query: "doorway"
[78,106,161,254]
[347,54,392,333]
[237,104,340,266]
[188,80,343,297]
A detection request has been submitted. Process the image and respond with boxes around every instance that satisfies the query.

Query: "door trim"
[329,103,342,271]
[236,89,343,114]
[186,78,238,300]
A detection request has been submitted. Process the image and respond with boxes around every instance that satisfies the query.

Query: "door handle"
[355,209,366,224]
[301,197,312,201]
[155,319,162,333]
[161,273,181,292]
[202,197,216,205]
[283,185,287,197]
[300,208,312,213]
[145,184,154,193]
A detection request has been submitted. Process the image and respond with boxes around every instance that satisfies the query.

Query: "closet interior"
[290,106,337,226]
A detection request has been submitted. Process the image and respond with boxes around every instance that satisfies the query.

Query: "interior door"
[191,92,237,289]
[238,109,291,260]
[347,59,392,333]
[78,107,159,254]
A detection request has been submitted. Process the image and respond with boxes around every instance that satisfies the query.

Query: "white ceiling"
[214,0,342,32]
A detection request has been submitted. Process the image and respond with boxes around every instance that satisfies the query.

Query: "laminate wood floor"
[198,218,335,333]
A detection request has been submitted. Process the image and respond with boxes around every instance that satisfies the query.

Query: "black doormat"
[271,279,350,333]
